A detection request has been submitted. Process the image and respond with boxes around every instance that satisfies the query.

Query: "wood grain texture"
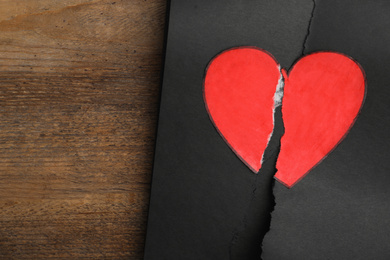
[0,0,167,258]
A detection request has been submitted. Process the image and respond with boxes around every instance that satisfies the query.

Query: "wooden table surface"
[0,0,166,258]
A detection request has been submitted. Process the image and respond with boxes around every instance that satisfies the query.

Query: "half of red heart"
[204,47,281,172]
[275,52,366,187]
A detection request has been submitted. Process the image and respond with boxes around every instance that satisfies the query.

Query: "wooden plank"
[0,0,166,258]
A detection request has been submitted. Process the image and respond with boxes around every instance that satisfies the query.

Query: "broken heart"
[204,47,365,188]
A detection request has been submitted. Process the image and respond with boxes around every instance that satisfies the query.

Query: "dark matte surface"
[262,1,390,259]
[144,0,314,259]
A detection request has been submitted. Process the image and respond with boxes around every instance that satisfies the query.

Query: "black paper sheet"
[144,0,390,259]
[262,1,390,259]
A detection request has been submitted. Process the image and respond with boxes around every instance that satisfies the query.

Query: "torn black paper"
[262,0,390,259]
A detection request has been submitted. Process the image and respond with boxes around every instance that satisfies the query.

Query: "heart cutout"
[204,47,281,172]
[204,47,365,187]
[275,52,366,187]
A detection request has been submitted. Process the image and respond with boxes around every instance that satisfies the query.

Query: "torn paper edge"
[260,67,285,165]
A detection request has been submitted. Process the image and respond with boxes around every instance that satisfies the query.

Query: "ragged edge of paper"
[301,0,317,55]
[259,67,285,258]
[260,67,285,166]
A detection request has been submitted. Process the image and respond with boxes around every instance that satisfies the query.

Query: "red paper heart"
[204,47,365,187]
[204,47,281,172]
[275,52,365,187]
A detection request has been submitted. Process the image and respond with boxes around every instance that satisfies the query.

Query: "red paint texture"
[204,47,280,172]
[204,47,365,187]
[276,52,365,187]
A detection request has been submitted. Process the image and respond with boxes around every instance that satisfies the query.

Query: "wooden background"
[0,0,166,258]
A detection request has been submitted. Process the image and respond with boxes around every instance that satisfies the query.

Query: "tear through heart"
[204,47,366,188]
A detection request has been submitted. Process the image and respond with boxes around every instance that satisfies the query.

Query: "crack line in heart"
[273,67,285,108]
[261,67,285,165]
